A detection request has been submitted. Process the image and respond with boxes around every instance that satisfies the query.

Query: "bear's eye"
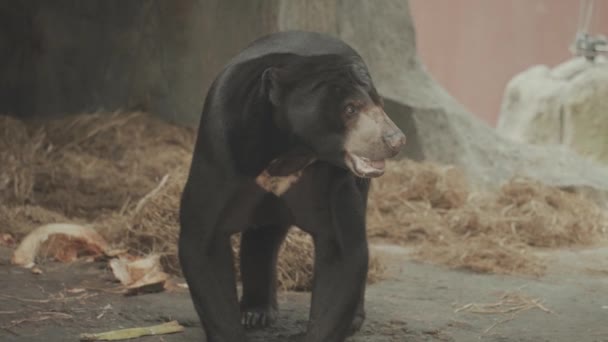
[343,104,358,119]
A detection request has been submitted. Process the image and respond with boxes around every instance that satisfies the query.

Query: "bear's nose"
[383,130,406,152]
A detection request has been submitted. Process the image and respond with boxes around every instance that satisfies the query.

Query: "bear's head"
[263,54,406,178]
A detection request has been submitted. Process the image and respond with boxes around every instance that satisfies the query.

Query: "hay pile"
[0,111,194,270]
[368,160,608,275]
[2,111,606,283]
[0,112,195,221]
[0,112,383,291]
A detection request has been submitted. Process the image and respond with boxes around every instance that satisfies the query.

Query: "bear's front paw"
[348,311,365,336]
[240,306,277,329]
[287,332,306,342]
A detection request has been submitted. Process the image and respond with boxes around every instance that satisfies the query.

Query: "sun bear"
[179,30,406,342]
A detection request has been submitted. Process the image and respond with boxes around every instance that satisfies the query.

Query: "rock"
[497,56,608,165]
[291,0,608,205]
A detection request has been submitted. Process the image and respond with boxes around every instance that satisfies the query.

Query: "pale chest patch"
[255,153,316,196]
[255,169,304,196]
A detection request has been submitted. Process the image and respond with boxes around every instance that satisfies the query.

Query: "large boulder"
[497,56,608,165]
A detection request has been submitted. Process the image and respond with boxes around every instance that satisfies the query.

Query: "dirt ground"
[1,244,607,342]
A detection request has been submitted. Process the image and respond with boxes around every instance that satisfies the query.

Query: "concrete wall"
[0,0,279,123]
[410,0,608,126]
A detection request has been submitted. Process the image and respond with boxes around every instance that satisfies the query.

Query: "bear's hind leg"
[239,224,289,329]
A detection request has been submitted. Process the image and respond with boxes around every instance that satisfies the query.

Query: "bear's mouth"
[344,152,386,178]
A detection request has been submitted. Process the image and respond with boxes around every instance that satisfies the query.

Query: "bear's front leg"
[304,176,369,342]
[179,178,248,342]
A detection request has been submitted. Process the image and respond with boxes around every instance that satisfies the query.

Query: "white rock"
[498,56,608,164]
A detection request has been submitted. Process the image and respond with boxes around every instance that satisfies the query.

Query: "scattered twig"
[454,303,473,313]
[454,289,554,335]
[61,112,141,150]
[133,174,169,214]
[531,298,554,314]
[0,294,51,303]
[455,290,553,315]
[1,325,18,336]
[81,286,126,295]
[96,304,113,320]
[0,292,97,304]
[119,197,132,216]
[37,311,73,319]
[1,311,73,330]
[483,314,516,334]
[79,320,184,341]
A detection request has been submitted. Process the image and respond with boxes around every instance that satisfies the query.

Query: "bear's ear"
[262,67,281,106]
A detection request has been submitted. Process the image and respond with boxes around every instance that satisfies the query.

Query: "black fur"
[179,31,382,342]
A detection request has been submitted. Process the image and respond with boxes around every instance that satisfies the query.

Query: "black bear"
[179,30,406,342]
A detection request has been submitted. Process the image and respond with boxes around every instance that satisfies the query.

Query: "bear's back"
[227,31,359,67]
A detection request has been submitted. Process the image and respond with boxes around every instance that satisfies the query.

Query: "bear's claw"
[241,307,276,329]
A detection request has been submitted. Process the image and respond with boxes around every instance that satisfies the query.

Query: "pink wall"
[409,0,608,125]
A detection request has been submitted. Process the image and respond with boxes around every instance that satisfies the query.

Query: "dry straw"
[368,160,608,275]
[2,112,606,286]
[0,112,383,291]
